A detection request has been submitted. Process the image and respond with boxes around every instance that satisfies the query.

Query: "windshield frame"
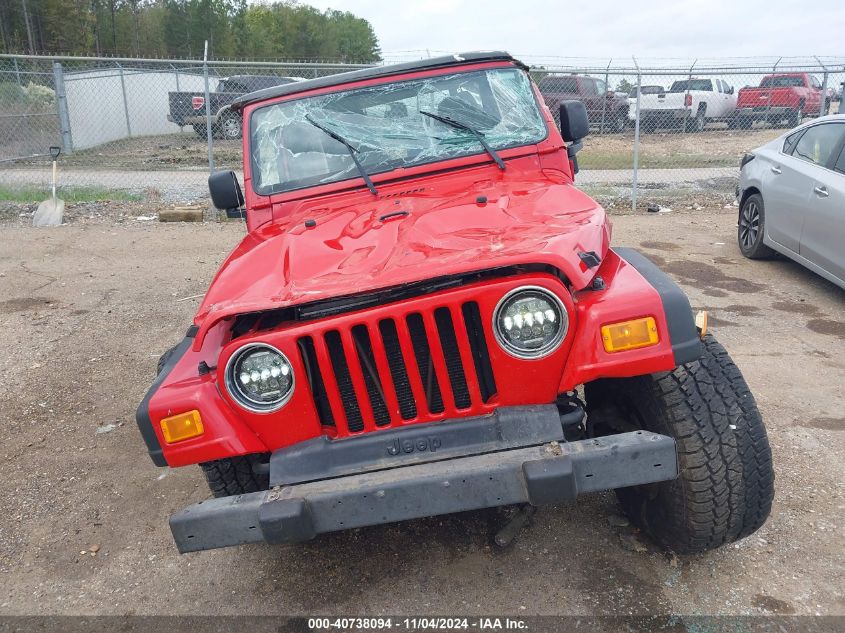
[246,63,550,198]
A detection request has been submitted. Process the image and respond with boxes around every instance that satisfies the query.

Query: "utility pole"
[21,0,36,54]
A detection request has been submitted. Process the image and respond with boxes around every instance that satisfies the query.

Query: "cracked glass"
[250,68,548,195]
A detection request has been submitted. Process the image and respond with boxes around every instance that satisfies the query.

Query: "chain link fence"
[1,53,843,211]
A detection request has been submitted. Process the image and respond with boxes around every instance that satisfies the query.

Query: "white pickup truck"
[636,78,738,132]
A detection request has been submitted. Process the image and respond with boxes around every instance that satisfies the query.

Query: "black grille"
[407,313,445,414]
[462,302,497,402]
[298,336,334,427]
[298,302,496,433]
[434,307,471,409]
[379,319,417,420]
[324,330,364,432]
[351,325,391,427]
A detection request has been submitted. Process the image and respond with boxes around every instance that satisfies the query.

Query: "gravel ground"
[0,207,843,617]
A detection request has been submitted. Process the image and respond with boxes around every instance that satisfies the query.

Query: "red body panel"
[144,58,686,468]
[736,73,822,112]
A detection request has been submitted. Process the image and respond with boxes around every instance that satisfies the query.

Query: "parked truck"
[168,75,303,139]
[731,73,825,129]
[538,74,630,133]
[636,78,737,132]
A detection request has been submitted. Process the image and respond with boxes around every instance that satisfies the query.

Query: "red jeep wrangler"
[137,52,773,555]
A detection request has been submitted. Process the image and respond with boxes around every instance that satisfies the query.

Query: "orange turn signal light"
[601,317,659,353]
[160,410,204,444]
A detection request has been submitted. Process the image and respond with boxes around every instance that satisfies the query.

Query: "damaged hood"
[194,173,610,342]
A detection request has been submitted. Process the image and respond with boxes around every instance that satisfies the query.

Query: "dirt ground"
[0,206,843,617]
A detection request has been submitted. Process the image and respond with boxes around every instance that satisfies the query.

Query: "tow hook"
[494,504,536,548]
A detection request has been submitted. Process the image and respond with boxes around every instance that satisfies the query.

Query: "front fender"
[558,247,700,391]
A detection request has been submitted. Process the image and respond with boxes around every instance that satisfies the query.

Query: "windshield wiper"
[304,114,378,195]
[419,110,505,170]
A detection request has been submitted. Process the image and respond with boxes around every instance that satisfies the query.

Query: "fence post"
[116,61,132,137]
[764,57,781,125]
[682,59,696,134]
[203,41,215,175]
[52,61,73,153]
[815,57,829,117]
[172,62,180,92]
[631,57,642,213]
[599,58,611,135]
[13,57,22,87]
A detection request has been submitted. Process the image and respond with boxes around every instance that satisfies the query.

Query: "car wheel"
[585,334,774,554]
[789,104,804,128]
[612,111,626,133]
[738,193,775,259]
[685,106,706,133]
[219,111,243,140]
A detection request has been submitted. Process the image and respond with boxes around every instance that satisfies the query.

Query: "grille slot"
[351,325,391,427]
[297,336,335,427]
[324,330,364,432]
[379,319,417,420]
[406,313,445,414]
[461,301,497,402]
[434,307,471,409]
[301,303,497,434]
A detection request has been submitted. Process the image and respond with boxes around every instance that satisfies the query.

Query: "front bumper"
[170,426,678,553]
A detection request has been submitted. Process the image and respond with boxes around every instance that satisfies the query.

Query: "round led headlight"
[225,343,294,412]
[493,286,568,359]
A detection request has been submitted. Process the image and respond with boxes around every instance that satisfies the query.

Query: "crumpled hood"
[194,173,610,343]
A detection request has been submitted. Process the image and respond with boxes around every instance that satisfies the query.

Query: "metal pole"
[172,62,180,92]
[599,58,611,135]
[764,57,781,127]
[632,57,642,213]
[116,61,131,137]
[815,57,829,117]
[204,41,215,172]
[683,59,696,133]
[52,61,73,153]
[204,41,215,221]
[13,57,22,87]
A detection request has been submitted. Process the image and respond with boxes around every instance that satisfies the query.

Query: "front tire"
[585,334,774,554]
[738,193,775,259]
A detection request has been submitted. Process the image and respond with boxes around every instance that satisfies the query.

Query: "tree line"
[0,0,382,63]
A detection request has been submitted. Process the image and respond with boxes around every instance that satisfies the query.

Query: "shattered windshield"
[250,68,547,195]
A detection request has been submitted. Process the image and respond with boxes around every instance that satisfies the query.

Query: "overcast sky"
[305,0,845,62]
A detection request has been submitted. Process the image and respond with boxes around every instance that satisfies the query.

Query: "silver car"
[737,114,845,290]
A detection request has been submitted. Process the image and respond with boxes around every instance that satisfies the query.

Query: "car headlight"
[493,286,568,359]
[225,343,294,412]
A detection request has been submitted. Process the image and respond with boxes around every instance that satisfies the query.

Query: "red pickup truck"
[731,73,825,129]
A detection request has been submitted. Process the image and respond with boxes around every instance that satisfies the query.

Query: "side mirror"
[208,170,245,219]
[558,101,589,175]
[558,100,589,143]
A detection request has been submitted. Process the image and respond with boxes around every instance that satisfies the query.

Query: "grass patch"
[578,151,737,170]
[0,185,142,203]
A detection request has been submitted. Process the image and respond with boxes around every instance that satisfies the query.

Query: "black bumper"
[170,425,678,553]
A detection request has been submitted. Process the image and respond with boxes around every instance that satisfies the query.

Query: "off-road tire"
[585,334,774,554]
[738,193,775,259]
[155,346,270,497]
[200,454,270,498]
